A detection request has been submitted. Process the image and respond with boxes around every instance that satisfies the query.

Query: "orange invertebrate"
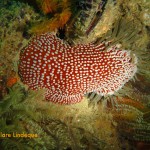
[6,77,18,87]
[40,0,58,14]
[30,0,72,34]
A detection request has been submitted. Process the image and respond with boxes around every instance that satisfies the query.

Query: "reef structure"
[19,33,137,104]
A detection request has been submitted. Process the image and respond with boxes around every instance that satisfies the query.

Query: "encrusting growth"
[19,33,137,104]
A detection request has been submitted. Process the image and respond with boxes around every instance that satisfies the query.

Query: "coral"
[37,0,58,14]
[6,77,18,88]
[29,0,72,34]
[117,0,150,27]
[30,8,71,34]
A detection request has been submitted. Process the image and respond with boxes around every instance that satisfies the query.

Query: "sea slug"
[19,33,137,104]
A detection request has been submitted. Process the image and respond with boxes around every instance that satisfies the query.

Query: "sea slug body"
[19,33,137,104]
